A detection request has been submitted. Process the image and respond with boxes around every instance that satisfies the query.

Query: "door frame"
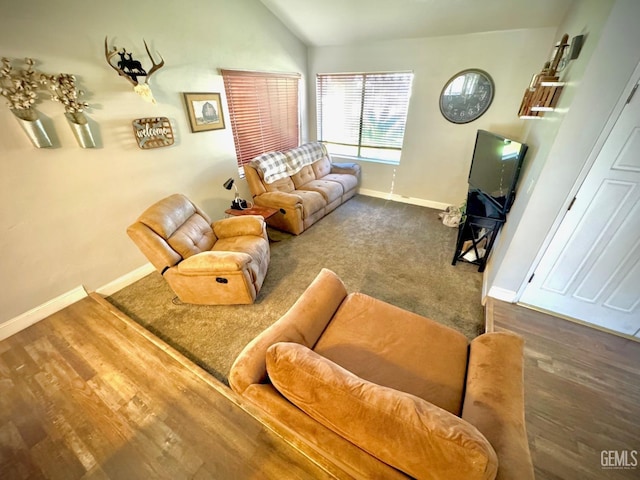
[515,61,640,302]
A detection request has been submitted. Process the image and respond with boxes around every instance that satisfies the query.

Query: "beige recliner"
[230,269,534,479]
[127,193,270,305]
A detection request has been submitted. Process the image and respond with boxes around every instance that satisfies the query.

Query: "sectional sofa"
[244,142,361,235]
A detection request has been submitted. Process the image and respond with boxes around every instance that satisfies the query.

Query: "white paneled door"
[520,75,640,338]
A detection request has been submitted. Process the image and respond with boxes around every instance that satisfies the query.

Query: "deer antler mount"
[104,36,164,103]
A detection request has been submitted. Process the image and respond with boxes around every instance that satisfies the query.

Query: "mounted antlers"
[104,37,165,103]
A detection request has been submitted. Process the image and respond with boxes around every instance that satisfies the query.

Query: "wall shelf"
[518,34,570,119]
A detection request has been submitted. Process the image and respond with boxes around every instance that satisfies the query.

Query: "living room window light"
[316,72,414,164]
[222,69,301,176]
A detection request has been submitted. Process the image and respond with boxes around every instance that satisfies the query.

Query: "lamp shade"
[223,178,234,190]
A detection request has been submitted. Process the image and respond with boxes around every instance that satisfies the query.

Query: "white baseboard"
[95,263,156,297]
[0,286,88,341]
[0,263,156,341]
[358,188,450,211]
[487,286,518,303]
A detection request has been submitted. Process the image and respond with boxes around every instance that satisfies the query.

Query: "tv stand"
[452,189,506,272]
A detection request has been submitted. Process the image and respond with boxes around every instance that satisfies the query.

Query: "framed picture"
[183,92,226,132]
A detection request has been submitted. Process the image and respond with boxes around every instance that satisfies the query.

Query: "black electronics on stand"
[452,130,528,272]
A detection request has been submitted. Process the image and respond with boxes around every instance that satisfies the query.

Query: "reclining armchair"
[230,269,534,479]
[127,193,270,305]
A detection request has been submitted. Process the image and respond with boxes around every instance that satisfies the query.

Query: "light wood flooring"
[0,294,345,480]
[488,299,640,480]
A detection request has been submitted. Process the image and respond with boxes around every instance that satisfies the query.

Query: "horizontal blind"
[317,72,413,161]
[362,73,413,149]
[317,74,363,147]
[222,70,300,170]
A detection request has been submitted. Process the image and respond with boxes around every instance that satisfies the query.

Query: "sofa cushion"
[299,179,343,204]
[313,292,469,415]
[266,342,498,480]
[213,236,270,270]
[291,165,317,188]
[167,213,216,259]
[242,383,409,479]
[295,189,326,217]
[264,176,295,193]
[322,173,358,193]
[138,193,198,239]
[311,157,332,178]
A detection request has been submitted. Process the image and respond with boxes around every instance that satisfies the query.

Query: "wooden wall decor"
[519,34,570,119]
[132,117,174,149]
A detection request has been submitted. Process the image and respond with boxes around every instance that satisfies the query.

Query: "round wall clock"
[439,69,494,124]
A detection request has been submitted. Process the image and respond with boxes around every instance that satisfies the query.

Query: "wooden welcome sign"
[132,117,174,149]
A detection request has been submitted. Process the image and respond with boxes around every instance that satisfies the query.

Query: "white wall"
[308,28,557,207]
[485,0,640,300]
[0,0,308,324]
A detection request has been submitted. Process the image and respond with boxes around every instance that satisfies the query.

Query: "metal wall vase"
[65,112,95,148]
[11,109,53,148]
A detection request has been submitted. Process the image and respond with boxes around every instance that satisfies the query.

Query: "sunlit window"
[316,72,414,164]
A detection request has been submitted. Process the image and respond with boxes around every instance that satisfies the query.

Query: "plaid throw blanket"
[250,142,328,184]
[250,151,288,184]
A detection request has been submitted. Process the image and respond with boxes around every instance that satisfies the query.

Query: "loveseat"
[230,269,534,480]
[244,142,360,234]
[127,193,270,305]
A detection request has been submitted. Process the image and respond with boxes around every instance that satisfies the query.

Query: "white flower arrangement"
[40,73,89,114]
[0,57,39,110]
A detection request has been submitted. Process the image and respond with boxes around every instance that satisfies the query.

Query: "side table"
[225,205,278,220]
[225,205,280,241]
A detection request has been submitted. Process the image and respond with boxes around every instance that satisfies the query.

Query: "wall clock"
[439,69,494,124]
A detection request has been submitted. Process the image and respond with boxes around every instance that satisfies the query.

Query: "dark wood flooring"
[0,295,343,480]
[488,299,640,480]
[2,293,639,479]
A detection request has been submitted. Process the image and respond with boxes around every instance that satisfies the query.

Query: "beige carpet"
[107,195,483,385]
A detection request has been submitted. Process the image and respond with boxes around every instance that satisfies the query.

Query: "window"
[316,72,413,164]
[222,69,300,175]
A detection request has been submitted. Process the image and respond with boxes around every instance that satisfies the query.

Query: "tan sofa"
[244,142,360,235]
[127,193,270,305]
[230,269,534,480]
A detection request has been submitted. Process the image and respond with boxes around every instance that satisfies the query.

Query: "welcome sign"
[132,117,174,149]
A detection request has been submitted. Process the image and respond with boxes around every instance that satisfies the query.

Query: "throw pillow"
[266,342,498,480]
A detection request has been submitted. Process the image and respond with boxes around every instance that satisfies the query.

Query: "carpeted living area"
[106,195,483,385]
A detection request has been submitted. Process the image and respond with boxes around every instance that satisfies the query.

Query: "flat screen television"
[468,130,528,213]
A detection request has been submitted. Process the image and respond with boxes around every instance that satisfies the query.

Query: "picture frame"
[183,92,225,132]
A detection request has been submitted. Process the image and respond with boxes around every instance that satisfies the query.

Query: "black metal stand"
[452,189,506,272]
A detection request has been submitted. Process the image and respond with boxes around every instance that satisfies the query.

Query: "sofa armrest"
[177,251,252,274]
[229,268,348,395]
[331,162,361,176]
[253,191,303,209]
[461,332,535,480]
[212,215,265,239]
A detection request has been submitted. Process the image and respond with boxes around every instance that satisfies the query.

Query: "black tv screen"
[468,130,528,212]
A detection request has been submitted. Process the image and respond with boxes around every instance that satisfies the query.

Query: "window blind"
[316,72,413,163]
[222,69,300,174]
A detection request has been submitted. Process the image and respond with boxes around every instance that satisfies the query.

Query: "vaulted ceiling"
[259,0,574,46]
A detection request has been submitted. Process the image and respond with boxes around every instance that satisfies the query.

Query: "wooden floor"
[3,295,639,479]
[0,295,343,480]
[488,299,640,480]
